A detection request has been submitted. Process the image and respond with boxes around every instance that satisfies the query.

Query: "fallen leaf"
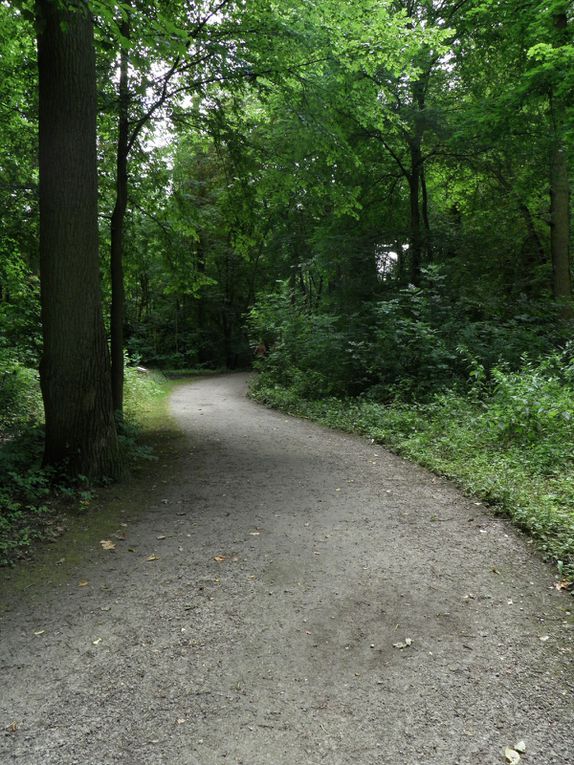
[147,554,160,561]
[514,741,526,754]
[504,746,521,764]
[213,555,226,562]
[100,540,116,551]
[176,719,185,725]
[554,579,573,591]
[92,638,102,645]
[78,580,89,587]
[6,721,17,733]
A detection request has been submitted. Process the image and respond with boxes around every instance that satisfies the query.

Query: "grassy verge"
[0,367,173,566]
[251,381,574,579]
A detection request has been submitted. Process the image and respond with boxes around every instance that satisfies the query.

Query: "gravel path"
[1,373,573,764]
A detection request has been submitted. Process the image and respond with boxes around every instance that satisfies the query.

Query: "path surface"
[1,374,573,764]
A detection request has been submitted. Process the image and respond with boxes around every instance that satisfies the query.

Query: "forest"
[1,0,574,574]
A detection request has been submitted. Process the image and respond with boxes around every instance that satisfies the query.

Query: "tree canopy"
[0,0,573,475]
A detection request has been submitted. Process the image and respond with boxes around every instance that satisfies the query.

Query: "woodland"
[0,0,574,572]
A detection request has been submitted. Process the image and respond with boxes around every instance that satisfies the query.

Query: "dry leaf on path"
[213,555,226,562]
[92,638,102,646]
[554,579,573,591]
[147,554,160,561]
[100,540,116,551]
[78,580,89,587]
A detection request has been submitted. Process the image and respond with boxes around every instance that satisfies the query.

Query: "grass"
[0,372,190,603]
[251,380,574,579]
[0,367,175,566]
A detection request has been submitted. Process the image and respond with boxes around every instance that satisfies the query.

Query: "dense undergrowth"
[249,275,574,578]
[0,362,167,565]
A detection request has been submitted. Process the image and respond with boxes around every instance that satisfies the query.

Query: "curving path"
[1,374,573,764]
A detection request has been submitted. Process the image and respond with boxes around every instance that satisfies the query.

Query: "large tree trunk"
[110,19,130,416]
[37,0,121,478]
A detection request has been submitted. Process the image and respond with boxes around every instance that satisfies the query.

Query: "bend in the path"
[0,373,572,765]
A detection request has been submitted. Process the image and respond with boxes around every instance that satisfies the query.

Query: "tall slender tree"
[549,5,571,303]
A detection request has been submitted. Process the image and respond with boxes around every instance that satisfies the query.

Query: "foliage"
[0,362,167,565]
[0,1,573,561]
[124,364,167,421]
[249,267,569,401]
[0,357,43,439]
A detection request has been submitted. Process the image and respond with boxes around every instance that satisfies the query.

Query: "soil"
[1,373,573,764]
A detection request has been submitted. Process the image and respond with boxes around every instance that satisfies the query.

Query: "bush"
[249,268,567,402]
[0,357,43,439]
[480,353,574,472]
[124,364,166,421]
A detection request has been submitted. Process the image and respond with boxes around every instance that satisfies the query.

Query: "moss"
[0,377,192,604]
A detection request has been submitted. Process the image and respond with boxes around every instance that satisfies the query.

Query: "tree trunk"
[549,9,571,305]
[408,167,422,286]
[37,0,121,478]
[550,140,572,301]
[420,163,432,262]
[110,18,130,416]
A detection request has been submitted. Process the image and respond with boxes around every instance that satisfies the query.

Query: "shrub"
[0,357,43,439]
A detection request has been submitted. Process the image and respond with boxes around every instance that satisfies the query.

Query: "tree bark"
[549,9,572,305]
[420,162,432,262]
[408,159,422,286]
[110,18,130,415]
[550,140,572,301]
[37,0,121,478]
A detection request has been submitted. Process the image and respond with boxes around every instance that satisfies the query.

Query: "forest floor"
[0,373,573,765]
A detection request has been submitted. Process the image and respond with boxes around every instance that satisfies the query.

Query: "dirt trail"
[1,374,573,765]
